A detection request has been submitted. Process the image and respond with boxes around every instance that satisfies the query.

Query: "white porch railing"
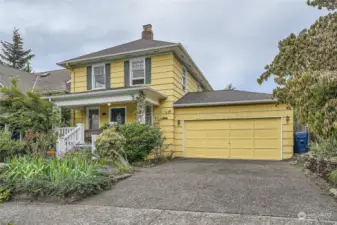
[56,123,84,155]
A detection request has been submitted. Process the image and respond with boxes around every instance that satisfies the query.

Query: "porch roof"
[45,86,166,108]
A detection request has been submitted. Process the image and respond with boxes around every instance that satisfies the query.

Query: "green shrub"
[117,124,162,163]
[95,128,126,161]
[0,131,26,160]
[329,170,337,186]
[310,135,337,157]
[1,156,111,199]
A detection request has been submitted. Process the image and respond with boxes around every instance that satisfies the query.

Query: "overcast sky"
[0,0,327,92]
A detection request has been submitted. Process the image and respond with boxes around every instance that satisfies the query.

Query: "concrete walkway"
[0,202,336,225]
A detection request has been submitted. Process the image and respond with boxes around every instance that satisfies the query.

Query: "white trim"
[109,106,127,124]
[182,116,283,160]
[130,57,146,86]
[174,99,278,107]
[86,107,100,130]
[0,81,4,88]
[66,79,71,84]
[92,63,106,90]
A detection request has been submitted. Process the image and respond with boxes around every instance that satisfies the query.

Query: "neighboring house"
[0,64,37,92]
[0,64,70,93]
[48,24,294,160]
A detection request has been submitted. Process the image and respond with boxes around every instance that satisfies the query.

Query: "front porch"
[46,87,166,154]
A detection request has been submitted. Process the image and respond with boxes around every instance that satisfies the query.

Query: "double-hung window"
[92,64,106,89]
[182,67,187,91]
[130,58,145,86]
[145,105,153,125]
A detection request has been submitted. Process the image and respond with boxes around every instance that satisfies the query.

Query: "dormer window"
[92,64,106,89]
[182,67,187,91]
[130,58,145,86]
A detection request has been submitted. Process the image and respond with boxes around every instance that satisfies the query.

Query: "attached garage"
[183,118,281,160]
[174,90,294,160]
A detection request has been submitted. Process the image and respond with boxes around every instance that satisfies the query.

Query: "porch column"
[136,99,146,124]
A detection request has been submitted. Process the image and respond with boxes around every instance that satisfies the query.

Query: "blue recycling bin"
[294,132,309,154]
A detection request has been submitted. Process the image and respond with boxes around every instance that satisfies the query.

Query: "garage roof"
[174,90,277,107]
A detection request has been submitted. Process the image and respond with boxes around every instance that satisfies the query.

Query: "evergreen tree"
[0,28,35,70]
[224,83,236,90]
[24,61,33,73]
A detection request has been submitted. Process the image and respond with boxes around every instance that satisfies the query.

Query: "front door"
[110,108,126,124]
[88,108,100,129]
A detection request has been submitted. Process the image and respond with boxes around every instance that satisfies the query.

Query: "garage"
[183,118,281,160]
[174,90,294,160]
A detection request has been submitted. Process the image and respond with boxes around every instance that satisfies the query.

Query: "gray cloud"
[0,0,327,92]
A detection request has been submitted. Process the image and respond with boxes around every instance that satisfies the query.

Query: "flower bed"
[0,156,113,203]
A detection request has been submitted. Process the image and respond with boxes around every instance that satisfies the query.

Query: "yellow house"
[48,24,294,160]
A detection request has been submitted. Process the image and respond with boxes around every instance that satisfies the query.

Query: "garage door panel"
[185,138,207,147]
[254,139,279,148]
[230,139,253,148]
[184,118,281,160]
[230,120,254,129]
[206,130,229,138]
[230,149,254,159]
[230,130,253,138]
[207,139,230,148]
[254,129,279,138]
[254,119,279,128]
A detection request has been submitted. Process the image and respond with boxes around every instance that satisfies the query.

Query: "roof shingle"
[174,90,276,106]
[60,39,176,64]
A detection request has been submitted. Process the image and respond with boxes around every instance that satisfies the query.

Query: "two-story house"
[48,25,294,160]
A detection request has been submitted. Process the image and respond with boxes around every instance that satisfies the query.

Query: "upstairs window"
[131,58,145,86]
[182,67,187,91]
[92,64,106,89]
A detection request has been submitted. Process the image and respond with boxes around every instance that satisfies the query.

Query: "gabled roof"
[0,64,36,92]
[34,69,70,93]
[0,64,71,93]
[59,39,177,64]
[174,90,277,107]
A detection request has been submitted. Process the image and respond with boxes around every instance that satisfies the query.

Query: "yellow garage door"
[183,118,281,160]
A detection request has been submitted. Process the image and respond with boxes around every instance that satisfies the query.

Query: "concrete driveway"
[1,159,337,224]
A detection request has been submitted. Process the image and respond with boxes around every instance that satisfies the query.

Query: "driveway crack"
[147,209,166,225]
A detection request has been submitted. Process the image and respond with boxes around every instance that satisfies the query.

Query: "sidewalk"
[0,203,336,225]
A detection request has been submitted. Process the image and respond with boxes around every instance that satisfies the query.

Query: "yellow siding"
[174,103,294,160]
[71,67,87,92]
[69,53,186,152]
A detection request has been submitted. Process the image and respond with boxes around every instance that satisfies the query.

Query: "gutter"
[43,86,167,100]
[173,99,278,108]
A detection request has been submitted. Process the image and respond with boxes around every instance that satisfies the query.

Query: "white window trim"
[130,57,146,86]
[92,63,106,90]
[182,67,187,92]
[109,106,127,124]
[0,82,4,88]
[86,107,100,130]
